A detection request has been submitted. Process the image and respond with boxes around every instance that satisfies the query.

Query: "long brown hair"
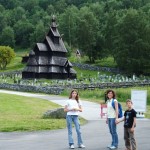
[69,89,79,103]
[106,89,116,99]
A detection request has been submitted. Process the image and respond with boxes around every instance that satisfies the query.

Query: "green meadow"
[0,93,67,132]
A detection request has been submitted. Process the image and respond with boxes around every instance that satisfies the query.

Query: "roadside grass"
[0,93,67,132]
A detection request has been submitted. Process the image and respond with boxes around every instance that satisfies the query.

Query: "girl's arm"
[114,101,119,119]
[73,104,83,112]
[78,105,83,112]
[64,105,73,112]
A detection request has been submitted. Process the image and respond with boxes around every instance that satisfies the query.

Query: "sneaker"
[109,146,117,149]
[107,145,112,148]
[79,144,85,148]
[70,145,75,149]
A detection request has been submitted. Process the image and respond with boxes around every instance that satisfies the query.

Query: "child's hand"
[115,118,120,124]
[130,127,134,132]
[106,119,108,124]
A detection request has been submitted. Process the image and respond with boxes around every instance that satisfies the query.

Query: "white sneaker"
[70,145,75,149]
[109,145,117,149]
[107,145,112,148]
[79,144,85,148]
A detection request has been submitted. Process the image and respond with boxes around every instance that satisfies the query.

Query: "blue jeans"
[66,115,83,146]
[108,118,118,147]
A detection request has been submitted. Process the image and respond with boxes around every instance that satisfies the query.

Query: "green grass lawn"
[94,57,117,67]
[74,66,113,81]
[69,54,117,68]
[4,56,25,71]
[0,93,67,132]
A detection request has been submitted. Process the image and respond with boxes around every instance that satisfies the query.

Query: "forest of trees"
[0,0,150,75]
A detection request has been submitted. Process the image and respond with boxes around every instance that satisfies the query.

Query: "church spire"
[51,15,57,28]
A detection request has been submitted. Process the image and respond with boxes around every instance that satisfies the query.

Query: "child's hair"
[69,89,79,103]
[126,99,133,104]
[106,89,116,99]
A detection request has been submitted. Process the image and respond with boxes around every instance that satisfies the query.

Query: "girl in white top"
[64,89,85,149]
[106,89,119,150]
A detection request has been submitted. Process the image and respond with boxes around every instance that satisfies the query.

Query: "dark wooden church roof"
[45,36,67,52]
[36,43,48,51]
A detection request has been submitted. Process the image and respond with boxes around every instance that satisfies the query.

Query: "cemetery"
[0,65,149,95]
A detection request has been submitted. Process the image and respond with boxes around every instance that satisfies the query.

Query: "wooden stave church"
[22,16,76,79]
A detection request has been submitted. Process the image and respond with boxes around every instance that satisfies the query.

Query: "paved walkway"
[0,90,150,150]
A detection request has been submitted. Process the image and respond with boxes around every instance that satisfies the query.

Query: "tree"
[58,5,79,48]
[77,7,99,63]
[12,7,26,23]
[113,9,150,75]
[0,46,15,69]
[0,4,5,12]
[0,13,7,32]
[0,26,15,47]
[30,10,48,25]
[0,0,18,9]
[13,19,34,48]
[39,0,54,10]
[66,0,85,7]
[54,0,67,13]
[64,41,72,57]
[29,21,46,47]
[46,4,55,15]
[90,3,106,55]
[103,10,120,57]
[121,0,143,9]
[23,0,39,14]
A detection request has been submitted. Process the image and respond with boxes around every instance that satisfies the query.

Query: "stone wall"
[0,81,149,95]
[72,63,120,73]
[0,83,63,95]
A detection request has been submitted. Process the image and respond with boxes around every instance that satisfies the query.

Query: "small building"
[22,16,76,79]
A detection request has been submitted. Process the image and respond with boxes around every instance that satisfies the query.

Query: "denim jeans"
[108,118,118,147]
[66,115,83,146]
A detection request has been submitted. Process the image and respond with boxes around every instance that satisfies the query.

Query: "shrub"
[0,46,15,69]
